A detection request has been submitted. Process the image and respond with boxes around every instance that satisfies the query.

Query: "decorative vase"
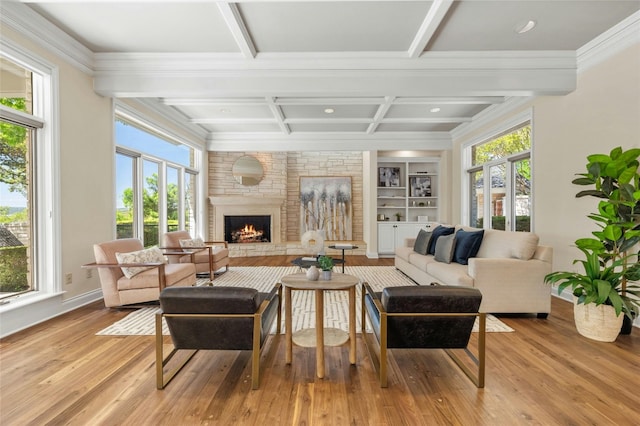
[321,270,332,281]
[306,265,319,281]
[573,297,623,342]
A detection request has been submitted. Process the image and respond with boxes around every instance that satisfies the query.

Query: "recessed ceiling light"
[324,108,335,114]
[515,20,536,34]
[220,108,230,113]
[430,107,441,113]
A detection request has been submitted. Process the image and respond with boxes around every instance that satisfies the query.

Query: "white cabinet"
[378,222,435,255]
[377,157,439,224]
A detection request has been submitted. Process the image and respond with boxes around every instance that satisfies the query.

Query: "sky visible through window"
[115,120,191,208]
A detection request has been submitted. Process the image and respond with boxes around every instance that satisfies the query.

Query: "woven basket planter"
[573,297,623,342]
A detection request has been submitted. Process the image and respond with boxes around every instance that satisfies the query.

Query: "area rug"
[96,266,514,336]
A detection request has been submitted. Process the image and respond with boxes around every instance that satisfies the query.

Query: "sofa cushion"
[413,229,432,255]
[453,229,485,265]
[115,246,167,278]
[434,233,456,263]
[395,245,414,263]
[476,229,539,260]
[408,252,438,272]
[426,261,474,287]
[427,225,455,255]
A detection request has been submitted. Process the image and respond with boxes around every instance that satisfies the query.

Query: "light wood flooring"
[1,255,639,425]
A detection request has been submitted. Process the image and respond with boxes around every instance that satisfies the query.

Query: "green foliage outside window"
[0,246,29,292]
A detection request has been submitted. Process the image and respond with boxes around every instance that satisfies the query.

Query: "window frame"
[0,38,61,305]
[461,110,533,231]
[114,107,204,245]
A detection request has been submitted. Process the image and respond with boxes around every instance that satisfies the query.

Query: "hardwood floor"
[1,255,638,425]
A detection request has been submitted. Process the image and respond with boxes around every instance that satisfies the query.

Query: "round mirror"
[232,156,264,186]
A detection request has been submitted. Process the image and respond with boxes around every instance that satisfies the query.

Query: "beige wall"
[452,43,640,275]
[1,26,114,301]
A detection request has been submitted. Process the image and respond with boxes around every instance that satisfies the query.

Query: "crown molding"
[449,96,533,142]
[577,10,640,73]
[116,99,207,149]
[206,131,452,152]
[0,2,94,75]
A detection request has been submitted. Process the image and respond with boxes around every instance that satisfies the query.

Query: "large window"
[0,48,56,302]
[466,124,531,232]
[115,116,200,247]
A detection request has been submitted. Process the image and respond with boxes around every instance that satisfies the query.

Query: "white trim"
[0,35,62,317]
[0,2,94,75]
[577,10,640,73]
[459,109,532,229]
[117,99,207,147]
[0,290,103,339]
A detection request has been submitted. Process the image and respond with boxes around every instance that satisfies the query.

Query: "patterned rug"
[96,266,514,336]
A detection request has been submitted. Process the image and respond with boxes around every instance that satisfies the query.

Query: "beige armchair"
[162,230,230,281]
[86,238,196,308]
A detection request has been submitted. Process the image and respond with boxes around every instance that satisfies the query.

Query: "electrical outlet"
[64,273,72,285]
[85,268,93,279]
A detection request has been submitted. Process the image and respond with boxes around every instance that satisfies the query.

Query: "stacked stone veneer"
[208,151,365,257]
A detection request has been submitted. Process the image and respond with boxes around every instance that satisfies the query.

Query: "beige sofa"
[394,226,553,316]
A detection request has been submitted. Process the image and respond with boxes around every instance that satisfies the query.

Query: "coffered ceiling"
[4,1,640,150]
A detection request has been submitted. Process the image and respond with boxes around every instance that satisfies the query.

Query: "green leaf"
[572,177,595,186]
[587,154,611,163]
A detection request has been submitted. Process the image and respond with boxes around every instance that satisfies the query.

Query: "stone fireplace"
[210,196,284,244]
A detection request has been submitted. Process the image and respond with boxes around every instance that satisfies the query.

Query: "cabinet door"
[377,224,396,254]
[395,224,422,248]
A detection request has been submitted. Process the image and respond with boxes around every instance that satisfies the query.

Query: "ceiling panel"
[289,123,370,133]
[10,0,639,147]
[238,1,433,52]
[30,3,239,53]
[281,104,379,119]
[377,123,459,132]
[427,1,640,51]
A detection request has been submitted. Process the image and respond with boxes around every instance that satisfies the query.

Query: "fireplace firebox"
[224,215,271,243]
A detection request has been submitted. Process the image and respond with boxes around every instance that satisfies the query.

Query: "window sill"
[0,291,65,313]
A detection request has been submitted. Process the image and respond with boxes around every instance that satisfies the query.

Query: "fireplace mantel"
[210,196,285,243]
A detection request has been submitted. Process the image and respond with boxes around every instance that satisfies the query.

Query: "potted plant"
[394,212,402,222]
[317,255,334,280]
[545,146,640,340]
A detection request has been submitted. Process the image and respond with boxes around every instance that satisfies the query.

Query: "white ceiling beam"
[276,97,385,105]
[394,96,505,105]
[94,67,576,98]
[367,96,394,134]
[381,117,473,124]
[408,0,455,59]
[190,118,277,124]
[217,2,256,59]
[266,97,291,135]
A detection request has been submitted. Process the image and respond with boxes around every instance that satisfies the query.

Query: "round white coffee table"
[280,272,359,379]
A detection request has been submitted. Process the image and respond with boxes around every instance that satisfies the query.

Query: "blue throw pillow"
[427,225,455,255]
[453,229,485,265]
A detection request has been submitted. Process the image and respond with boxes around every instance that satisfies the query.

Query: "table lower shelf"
[292,328,349,347]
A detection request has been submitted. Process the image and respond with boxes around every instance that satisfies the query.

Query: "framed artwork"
[299,176,352,240]
[378,167,401,187]
[410,176,432,197]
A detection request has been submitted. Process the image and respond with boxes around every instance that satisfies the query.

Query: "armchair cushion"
[115,246,166,278]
